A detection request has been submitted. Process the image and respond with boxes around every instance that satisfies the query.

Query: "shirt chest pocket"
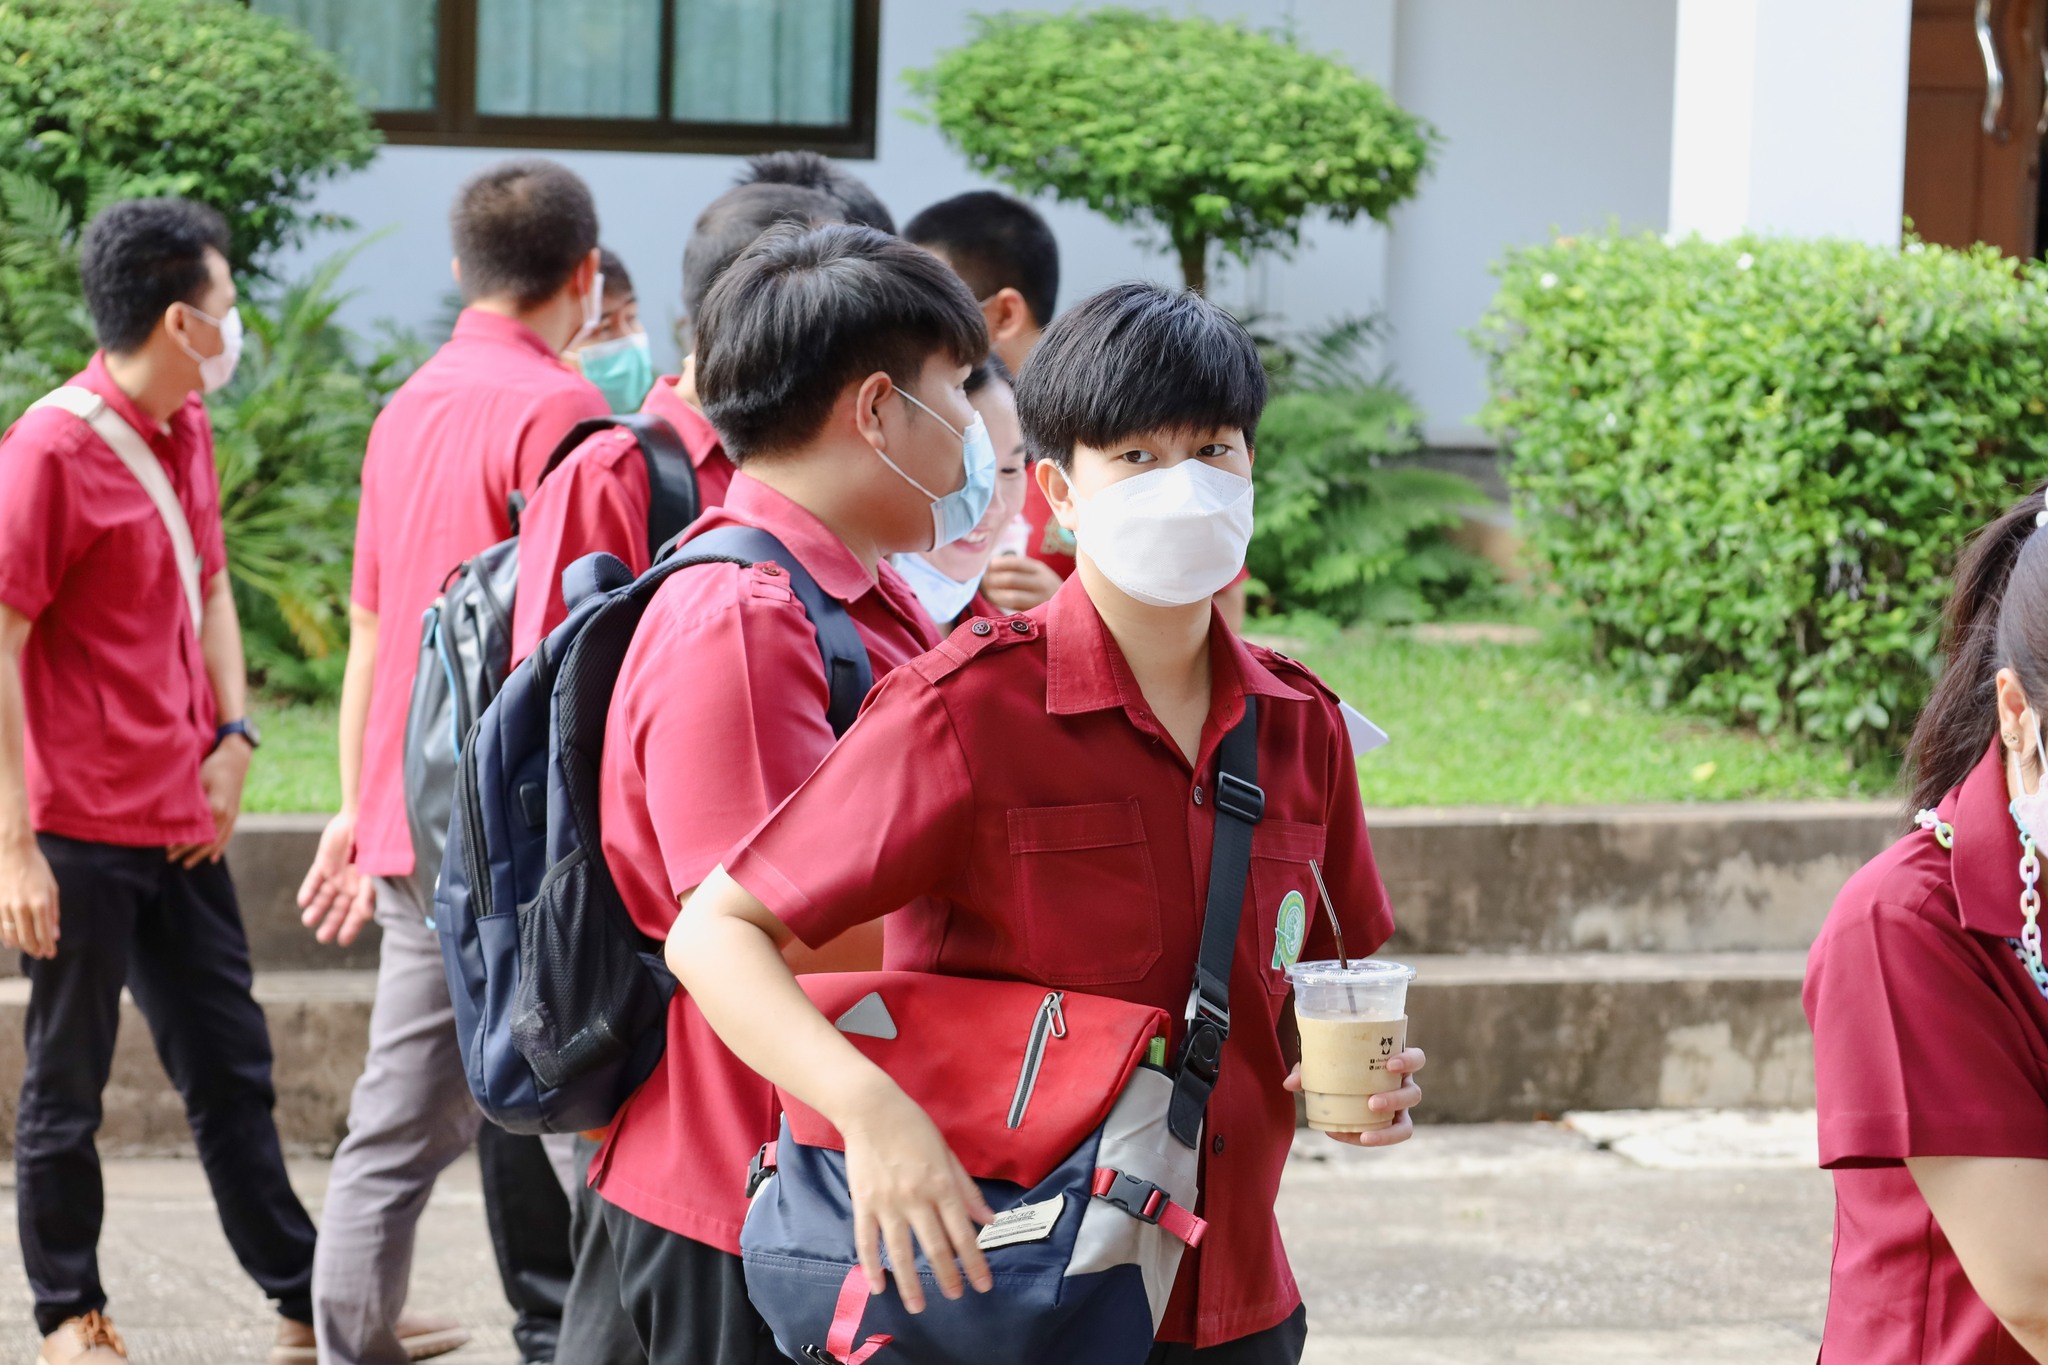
[1006,799,1162,987]
[1250,820,1328,997]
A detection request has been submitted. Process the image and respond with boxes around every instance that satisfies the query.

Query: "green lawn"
[243,622,1892,813]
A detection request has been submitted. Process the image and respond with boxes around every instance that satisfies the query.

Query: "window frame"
[278,0,881,158]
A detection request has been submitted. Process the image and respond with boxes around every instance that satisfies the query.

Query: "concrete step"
[0,951,1815,1153]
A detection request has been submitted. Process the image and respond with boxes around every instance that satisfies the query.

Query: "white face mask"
[1071,460,1253,607]
[574,266,606,344]
[2012,715,2048,847]
[177,303,243,394]
[890,552,983,626]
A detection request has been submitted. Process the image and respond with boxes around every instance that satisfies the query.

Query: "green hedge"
[1476,231,2048,756]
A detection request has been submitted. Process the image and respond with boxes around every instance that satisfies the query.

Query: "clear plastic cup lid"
[1286,958,1415,987]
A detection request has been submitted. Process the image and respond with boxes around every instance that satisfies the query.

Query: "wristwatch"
[214,717,262,752]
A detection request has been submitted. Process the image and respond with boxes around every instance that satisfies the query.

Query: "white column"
[1668,0,1912,244]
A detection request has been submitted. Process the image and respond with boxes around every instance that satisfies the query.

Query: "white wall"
[1383,0,1680,445]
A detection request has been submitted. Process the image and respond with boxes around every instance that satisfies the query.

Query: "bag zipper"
[1006,992,1066,1129]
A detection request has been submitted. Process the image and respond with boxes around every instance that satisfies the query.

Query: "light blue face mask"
[874,388,996,551]
[891,552,983,627]
[580,331,655,412]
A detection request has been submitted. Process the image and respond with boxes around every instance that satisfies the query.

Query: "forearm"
[1909,1155,2048,1357]
[667,867,897,1127]
[199,570,247,723]
[0,617,29,847]
[337,605,378,813]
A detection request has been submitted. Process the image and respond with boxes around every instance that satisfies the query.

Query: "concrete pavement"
[0,1111,1833,1364]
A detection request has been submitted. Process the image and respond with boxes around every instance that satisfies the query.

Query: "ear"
[572,247,601,298]
[450,256,462,287]
[1035,457,1077,531]
[985,287,1033,343]
[851,370,897,448]
[1997,666,2035,753]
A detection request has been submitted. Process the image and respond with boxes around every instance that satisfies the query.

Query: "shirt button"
[1212,1134,1226,1155]
[1010,619,1031,634]
[970,619,994,636]
[1192,786,1205,806]
[758,564,781,577]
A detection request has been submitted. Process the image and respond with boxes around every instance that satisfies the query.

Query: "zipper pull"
[1046,991,1066,1039]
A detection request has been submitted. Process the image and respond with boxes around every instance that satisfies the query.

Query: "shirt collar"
[718,473,883,606]
[641,378,727,471]
[1042,576,1309,725]
[76,352,182,460]
[451,307,565,364]
[1944,739,2029,937]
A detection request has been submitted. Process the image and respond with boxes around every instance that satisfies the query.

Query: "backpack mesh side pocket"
[508,846,665,1091]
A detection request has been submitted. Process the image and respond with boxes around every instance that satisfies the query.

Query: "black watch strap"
[215,718,260,751]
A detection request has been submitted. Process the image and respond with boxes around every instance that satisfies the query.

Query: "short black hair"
[79,198,231,354]
[696,223,988,462]
[681,182,841,320]
[965,351,1012,396]
[599,246,633,299]
[741,151,894,234]
[905,191,1059,327]
[451,158,599,307]
[1014,282,1267,470]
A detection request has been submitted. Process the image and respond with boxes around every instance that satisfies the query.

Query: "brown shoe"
[38,1311,128,1364]
[394,1310,470,1361]
[267,1311,470,1364]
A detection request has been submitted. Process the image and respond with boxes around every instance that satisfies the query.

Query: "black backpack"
[401,414,699,906]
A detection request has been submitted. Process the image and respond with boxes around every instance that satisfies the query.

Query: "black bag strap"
[1168,695,1264,1149]
[526,413,704,564]
[669,525,874,737]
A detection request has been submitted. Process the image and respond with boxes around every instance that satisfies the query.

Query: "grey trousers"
[311,878,482,1365]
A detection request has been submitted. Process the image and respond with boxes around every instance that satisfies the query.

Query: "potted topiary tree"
[910,7,1436,292]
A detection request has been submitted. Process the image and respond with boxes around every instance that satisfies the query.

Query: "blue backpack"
[436,526,873,1134]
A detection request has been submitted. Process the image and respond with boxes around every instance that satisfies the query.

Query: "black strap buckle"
[1214,771,1265,824]
[1095,1170,1168,1225]
[745,1142,776,1198]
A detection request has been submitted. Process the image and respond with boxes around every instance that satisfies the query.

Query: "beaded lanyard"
[1915,808,2048,1000]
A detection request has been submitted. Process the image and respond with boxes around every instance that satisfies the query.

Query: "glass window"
[672,0,855,127]
[477,0,661,119]
[252,0,437,113]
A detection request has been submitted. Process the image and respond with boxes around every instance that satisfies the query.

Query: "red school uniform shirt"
[349,309,606,876]
[0,355,227,846]
[725,575,1393,1346]
[1803,740,2048,1365]
[509,377,735,664]
[589,473,940,1252]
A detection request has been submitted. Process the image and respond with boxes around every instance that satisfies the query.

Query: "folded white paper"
[1340,700,1390,754]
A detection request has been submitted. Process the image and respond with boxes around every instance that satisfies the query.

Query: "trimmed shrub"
[1475,231,2048,756]
[0,0,379,270]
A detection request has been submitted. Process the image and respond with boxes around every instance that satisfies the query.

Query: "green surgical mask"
[580,331,655,413]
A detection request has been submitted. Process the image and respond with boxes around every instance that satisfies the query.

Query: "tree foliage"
[0,0,379,270]
[910,8,1435,291]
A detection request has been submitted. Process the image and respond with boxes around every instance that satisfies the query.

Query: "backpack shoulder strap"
[1168,696,1263,1148]
[611,413,700,562]
[30,386,202,633]
[675,525,874,736]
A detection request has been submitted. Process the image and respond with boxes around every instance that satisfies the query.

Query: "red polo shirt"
[349,309,606,875]
[509,377,735,663]
[0,355,226,846]
[590,473,940,1251]
[725,576,1392,1346]
[1804,741,2048,1364]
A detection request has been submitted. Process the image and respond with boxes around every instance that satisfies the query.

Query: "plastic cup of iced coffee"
[1286,958,1415,1132]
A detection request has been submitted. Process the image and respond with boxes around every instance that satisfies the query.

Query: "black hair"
[682,182,841,320]
[965,351,1012,397]
[599,246,633,299]
[695,223,988,462]
[1014,282,1267,470]
[741,151,895,234]
[905,191,1059,327]
[1908,485,2048,812]
[450,158,599,307]
[78,198,231,354]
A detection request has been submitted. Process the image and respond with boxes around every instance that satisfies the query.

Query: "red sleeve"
[0,417,81,622]
[1300,700,1393,962]
[510,430,652,664]
[725,667,975,948]
[617,570,846,901]
[511,379,609,498]
[1804,896,2048,1167]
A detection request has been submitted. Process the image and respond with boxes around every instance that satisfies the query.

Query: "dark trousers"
[1147,1305,1308,1365]
[16,835,317,1336]
[601,1201,790,1365]
[478,1123,575,1361]
[558,1135,647,1365]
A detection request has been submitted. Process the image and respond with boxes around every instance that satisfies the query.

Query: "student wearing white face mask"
[890,354,1032,631]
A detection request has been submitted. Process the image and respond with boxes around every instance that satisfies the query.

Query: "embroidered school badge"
[1272,889,1307,971]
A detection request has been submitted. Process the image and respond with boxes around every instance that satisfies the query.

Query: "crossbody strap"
[1168,695,1264,1148]
[31,386,203,634]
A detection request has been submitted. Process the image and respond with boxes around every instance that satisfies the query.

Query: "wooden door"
[1904,0,2047,254]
